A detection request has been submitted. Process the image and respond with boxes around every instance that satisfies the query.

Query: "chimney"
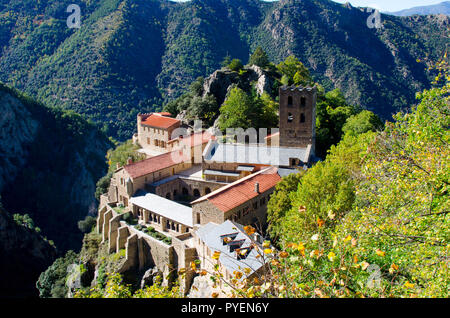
[116,163,120,170]
[255,182,260,194]
[127,157,133,165]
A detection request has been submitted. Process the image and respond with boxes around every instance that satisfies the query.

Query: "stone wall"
[137,114,180,152]
[191,188,275,227]
[279,86,317,149]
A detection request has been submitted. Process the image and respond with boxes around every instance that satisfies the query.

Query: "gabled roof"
[168,131,215,147]
[191,167,281,212]
[124,150,189,179]
[130,191,193,227]
[195,220,266,276]
[141,113,180,129]
[203,141,312,166]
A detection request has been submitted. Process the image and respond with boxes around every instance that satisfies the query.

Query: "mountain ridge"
[0,0,448,140]
[388,1,450,16]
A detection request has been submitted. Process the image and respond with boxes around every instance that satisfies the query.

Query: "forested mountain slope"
[0,0,447,140]
[0,83,112,251]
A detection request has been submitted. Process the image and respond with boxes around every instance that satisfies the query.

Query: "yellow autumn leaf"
[344,235,352,243]
[328,252,336,262]
[404,281,415,289]
[279,251,289,258]
[264,248,273,254]
[244,226,256,236]
[361,261,370,270]
[317,218,325,227]
[376,249,386,257]
[389,263,399,274]
[212,292,219,298]
[212,251,221,260]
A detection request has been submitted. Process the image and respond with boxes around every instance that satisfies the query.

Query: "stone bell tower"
[278,85,317,151]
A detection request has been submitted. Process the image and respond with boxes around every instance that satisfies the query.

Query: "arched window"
[300,113,306,123]
[166,193,171,200]
[288,113,294,123]
[288,96,293,106]
[182,187,189,196]
[173,189,178,197]
[193,189,201,197]
[205,188,211,195]
[301,97,306,107]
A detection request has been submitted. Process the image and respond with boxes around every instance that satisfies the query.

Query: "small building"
[193,220,267,282]
[136,113,182,153]
[191,167,282,227]
[108,150,192,208]
[130,191,193,234]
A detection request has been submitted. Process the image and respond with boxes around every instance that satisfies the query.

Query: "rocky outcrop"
[202,65,275,106]
[0,206,56,298]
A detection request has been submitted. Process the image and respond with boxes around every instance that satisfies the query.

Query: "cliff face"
[0,84,113,252]
[0,206,57,298]
[202,65,275,106]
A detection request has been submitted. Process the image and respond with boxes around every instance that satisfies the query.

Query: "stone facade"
[137,113,181,152]
[279,86,317,150]
[191,188,274,228]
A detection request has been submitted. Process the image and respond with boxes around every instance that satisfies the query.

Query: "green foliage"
[277,56,313,86]
[260,66,449,297]
[36,250,79,298]
[342,110,384,137]
[248,47,270,68]
[228,59,244,72]
[74,273,181,298]
[218,87,277,131]
[267,172,304,241]
[121,212,137,225]
[106,139,145,173]
[0,0,446,141]
[77,215,97,234]
[0,83,111,251]
[95,171,113,200]
[316,89,358,158]
[275,132,373,244]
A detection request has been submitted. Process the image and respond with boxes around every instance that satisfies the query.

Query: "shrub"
[228,59,243,72]
[78,216,97,233]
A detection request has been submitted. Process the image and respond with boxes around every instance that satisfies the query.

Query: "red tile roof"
[124,150,190,179]
[141,113,180,129]
[192,167,281,212]
[155,112,173,117]
[169,131,215,147]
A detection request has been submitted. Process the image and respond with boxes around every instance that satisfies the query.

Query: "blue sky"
[173,0,444,13]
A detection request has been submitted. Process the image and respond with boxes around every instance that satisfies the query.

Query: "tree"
[218,87,255,130]
[221,54,232,67]
[106,140,145,172]
[338,68,450,297]
[267,172,304,241]
[228,59,244,72]
[248,47,269,68]
[37,250,79,298]
[95,171,113,200]
[78,215,97,233]
[342,110,384,136]
[315,89,358,158]
[277,56,312,86]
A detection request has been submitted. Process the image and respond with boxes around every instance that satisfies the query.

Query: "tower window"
[288,113,294,123]
[300,113,306,123]
[301,97,306,107]
[288,96,293,106]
